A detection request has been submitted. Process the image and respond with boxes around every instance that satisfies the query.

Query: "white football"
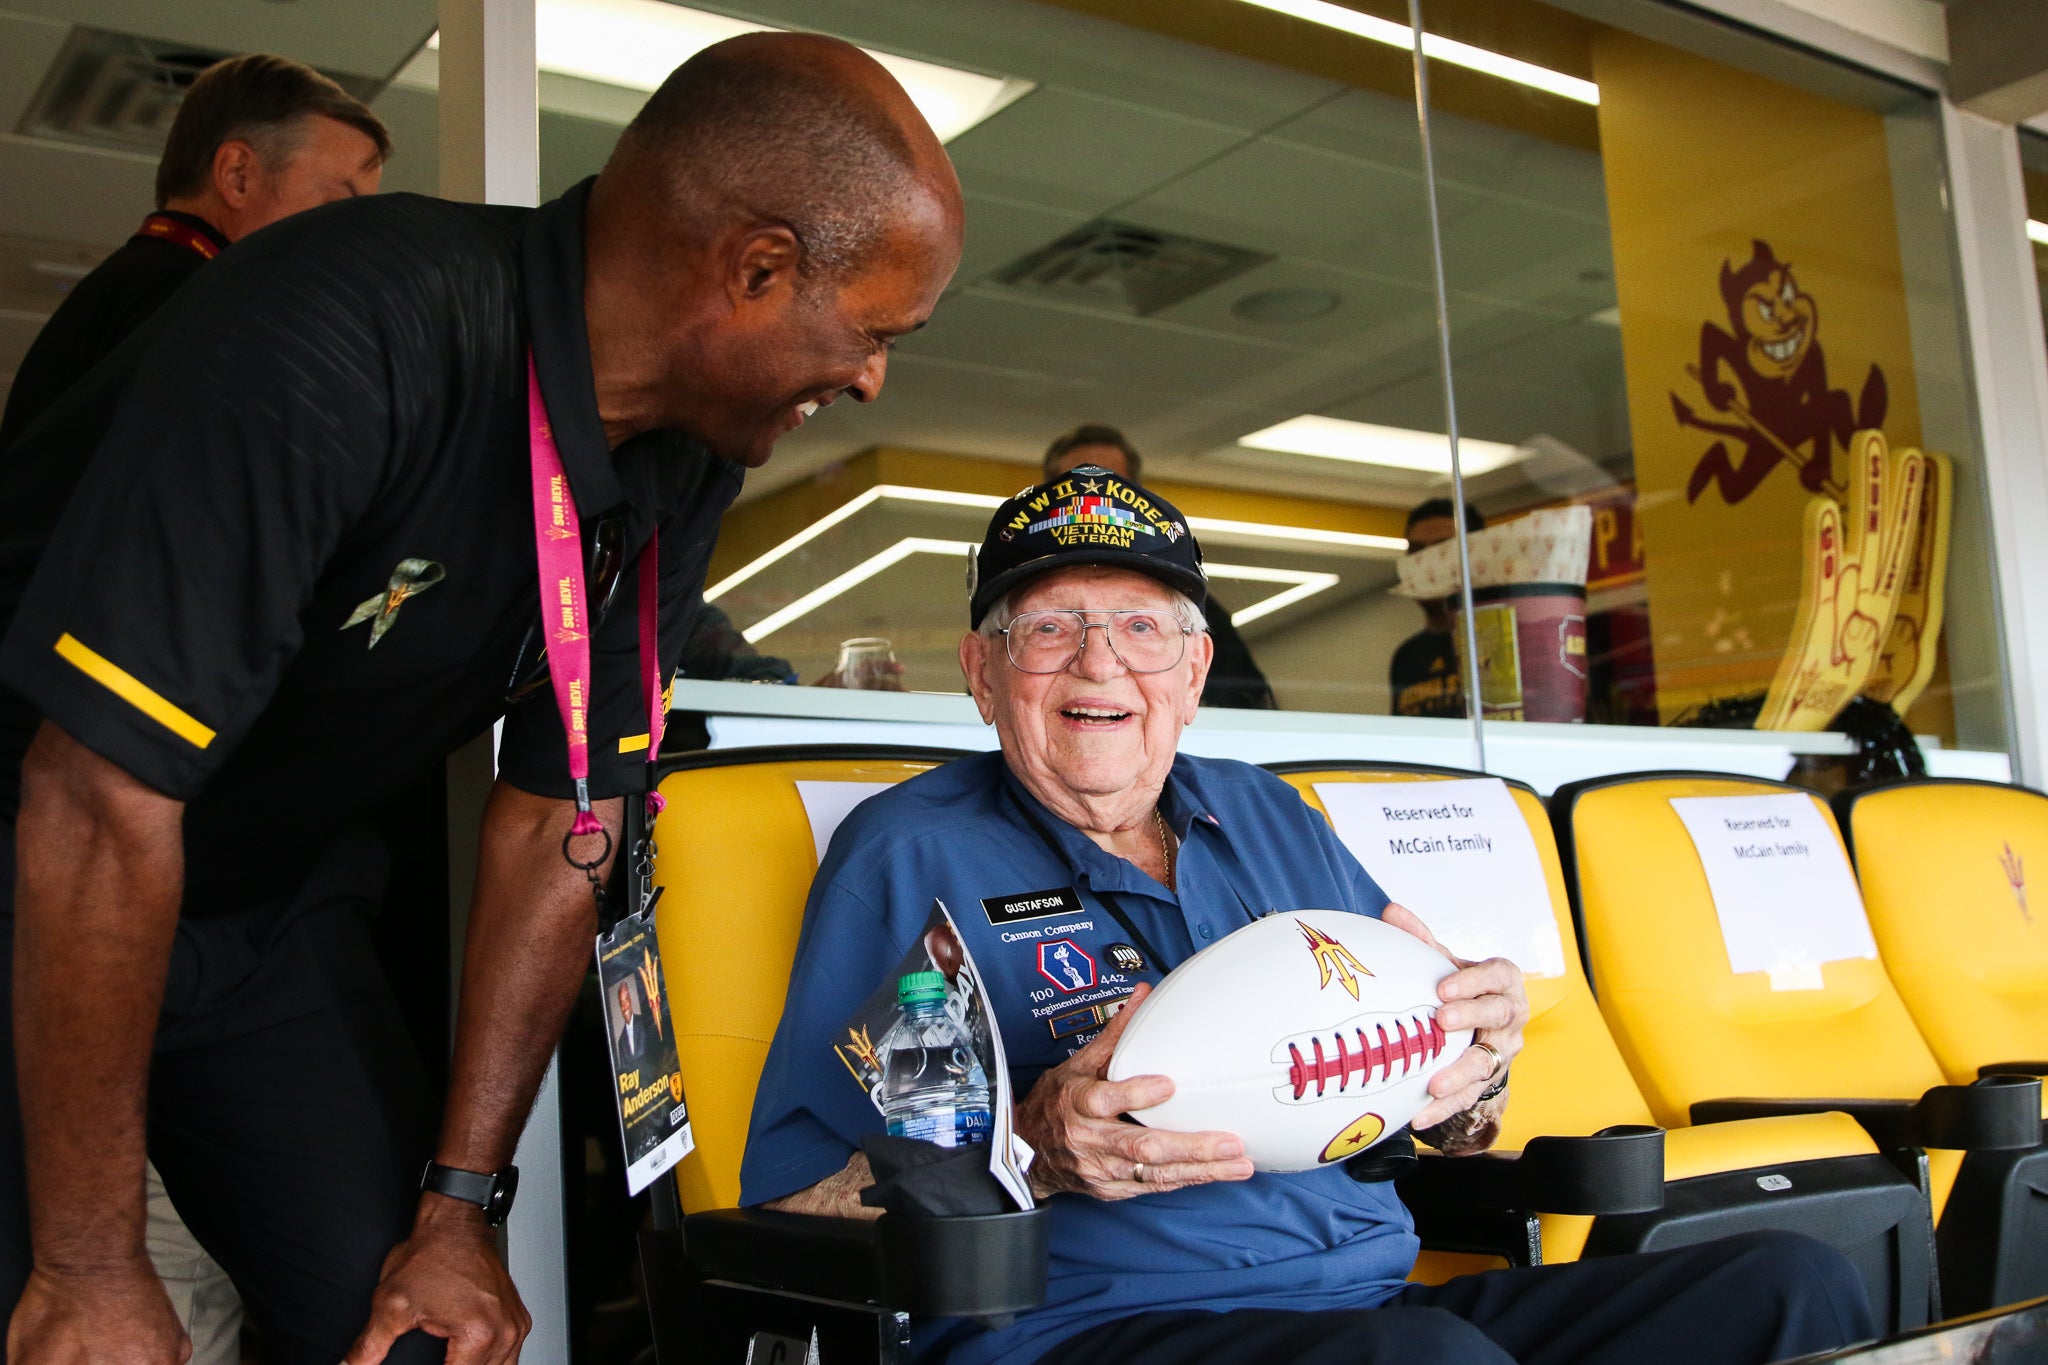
[1107,910,1473,1172]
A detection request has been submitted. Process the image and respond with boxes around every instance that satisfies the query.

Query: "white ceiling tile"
[367,83,436,197]
[946,87,1250,214]
[0,133,152,247]
[1126,137,1439,284]
[0,0,435,79]
[0,13,67,130]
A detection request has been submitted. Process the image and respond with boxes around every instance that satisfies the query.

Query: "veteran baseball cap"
[969,465,1206,627]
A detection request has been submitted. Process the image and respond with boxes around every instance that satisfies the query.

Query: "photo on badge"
[596,905,694,1195]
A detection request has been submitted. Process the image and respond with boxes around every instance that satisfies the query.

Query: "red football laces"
[1286,1013,1447,1099]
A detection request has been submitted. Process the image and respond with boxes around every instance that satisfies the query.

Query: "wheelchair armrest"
[1691,1076,2041,1152]
[683,1205,1050,1319]
[1979,1061,2048,1080]
[683,1207,883,1303]
[1397,1126,1665,1216]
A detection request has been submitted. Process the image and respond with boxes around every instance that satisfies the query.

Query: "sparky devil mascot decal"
[1671,239,1886,505]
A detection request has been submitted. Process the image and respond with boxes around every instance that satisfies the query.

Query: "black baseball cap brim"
[970,550,1208,628]
[969,465,1207,627]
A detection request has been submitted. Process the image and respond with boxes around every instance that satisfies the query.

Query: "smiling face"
[961,565,1212,834]
[1742,266,1816,380]
[616,982,635,1023]
[682,201,960,468]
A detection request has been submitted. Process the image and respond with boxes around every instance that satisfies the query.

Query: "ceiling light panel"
[2028,219,2048,246]
[429,1,1029,142]
[1233,0,1598,105]
[707,484,1398,609]
[1239,416,1523,476]
[740,540,1340,643]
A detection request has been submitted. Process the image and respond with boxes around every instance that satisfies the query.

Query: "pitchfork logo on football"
[1037,939,1097,993]
[1299,923,1373,1000]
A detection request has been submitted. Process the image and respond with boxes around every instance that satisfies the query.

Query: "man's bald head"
[582,32,964,466]
[602,31,961,279]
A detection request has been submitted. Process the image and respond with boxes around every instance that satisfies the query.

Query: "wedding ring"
[1469,1040,1506,1082]
[1132,1162,1148,1183]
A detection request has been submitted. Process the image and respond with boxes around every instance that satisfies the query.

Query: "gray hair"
[978,588,1209,640]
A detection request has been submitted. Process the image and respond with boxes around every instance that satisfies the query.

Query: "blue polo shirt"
[742,751,1415,1365]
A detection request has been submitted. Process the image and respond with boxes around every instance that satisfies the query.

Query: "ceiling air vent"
[19,28,380,156]
[992,220,1271,317]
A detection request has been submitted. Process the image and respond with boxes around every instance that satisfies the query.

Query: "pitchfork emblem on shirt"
[341,559,446,649]
[2001,843,2030,924]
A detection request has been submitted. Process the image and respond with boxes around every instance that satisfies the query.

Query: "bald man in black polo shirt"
[0,33,963,1365]
[0,53,388,452]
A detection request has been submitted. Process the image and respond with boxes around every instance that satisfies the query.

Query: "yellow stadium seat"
[648,745,964,1214]
[1553,771,2045,1322]
[1270,762,1934,1329]
[1833,777,2048,1312]
[630,744,1048,1361]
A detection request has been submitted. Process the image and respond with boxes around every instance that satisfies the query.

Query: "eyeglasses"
[1000,608,1192,675]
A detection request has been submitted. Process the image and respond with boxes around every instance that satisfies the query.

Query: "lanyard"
[133,213,220,261]
[527,354,665,882]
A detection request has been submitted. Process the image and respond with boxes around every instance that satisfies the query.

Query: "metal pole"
[1406,0,1487,772]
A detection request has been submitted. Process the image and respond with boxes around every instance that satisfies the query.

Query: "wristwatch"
[420,1161,520,1227]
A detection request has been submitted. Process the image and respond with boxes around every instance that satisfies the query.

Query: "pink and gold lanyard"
[527,355,666,891]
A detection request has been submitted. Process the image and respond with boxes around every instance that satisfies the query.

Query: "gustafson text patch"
[982,886,1084,926]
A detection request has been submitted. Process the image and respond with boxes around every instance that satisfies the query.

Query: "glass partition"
[2024,129,2048,348]
[1415,0,2007,757]
[525,0,1473,716]
[506,0,2009,760]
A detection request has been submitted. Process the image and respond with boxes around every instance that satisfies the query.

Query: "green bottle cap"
[898,970,947,1006]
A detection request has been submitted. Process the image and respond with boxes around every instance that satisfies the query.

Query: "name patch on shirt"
[981,886,1083,926]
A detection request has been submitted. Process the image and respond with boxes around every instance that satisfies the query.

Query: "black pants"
[1044,1231,1877,1365]
[0,833,445,1364]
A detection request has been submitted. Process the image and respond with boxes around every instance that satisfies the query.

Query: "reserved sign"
[1315,778,1567,979]
[1668,793,1876,990]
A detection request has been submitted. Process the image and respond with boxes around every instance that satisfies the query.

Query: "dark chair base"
[1939,1136,2048,1315]
[1584,1154,1936,1332]
[643,1228,914,1365]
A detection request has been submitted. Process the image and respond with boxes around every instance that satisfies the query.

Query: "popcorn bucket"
[1394,506,1593,724]
[1451,585,1589,723]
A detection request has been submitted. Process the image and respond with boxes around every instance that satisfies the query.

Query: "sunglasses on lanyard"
[504,513,629,706]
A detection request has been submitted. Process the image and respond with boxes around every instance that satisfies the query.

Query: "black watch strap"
[420,1161,520,1226]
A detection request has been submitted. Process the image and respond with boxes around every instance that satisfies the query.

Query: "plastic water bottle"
[879,971,992,1148]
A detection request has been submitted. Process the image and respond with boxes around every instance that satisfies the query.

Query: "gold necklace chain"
[1154,809,1174,889]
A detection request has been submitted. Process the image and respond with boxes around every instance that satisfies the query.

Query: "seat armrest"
[1979,1061,2048,1080]
[878,1208,1048,1318]
[1397,1126,1665,1216]
[683,1207,883,1303]
[682,1205,1050,1319]
[1691,1077,2041,1151]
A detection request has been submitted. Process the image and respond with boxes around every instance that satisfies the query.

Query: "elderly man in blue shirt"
[741,467,1875,1365]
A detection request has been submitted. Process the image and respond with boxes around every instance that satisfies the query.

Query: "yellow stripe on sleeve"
[53,633,216,749]
[618,732,650,754]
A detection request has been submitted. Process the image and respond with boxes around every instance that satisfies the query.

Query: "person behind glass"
[742,470,1875,1365]
[0,53,389,451]
[1041,425,1276,710]
[1389,498,1486,719]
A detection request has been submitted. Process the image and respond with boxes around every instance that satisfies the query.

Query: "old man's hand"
[1383,902,1527,1133]
[1014,983,1256,1200]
